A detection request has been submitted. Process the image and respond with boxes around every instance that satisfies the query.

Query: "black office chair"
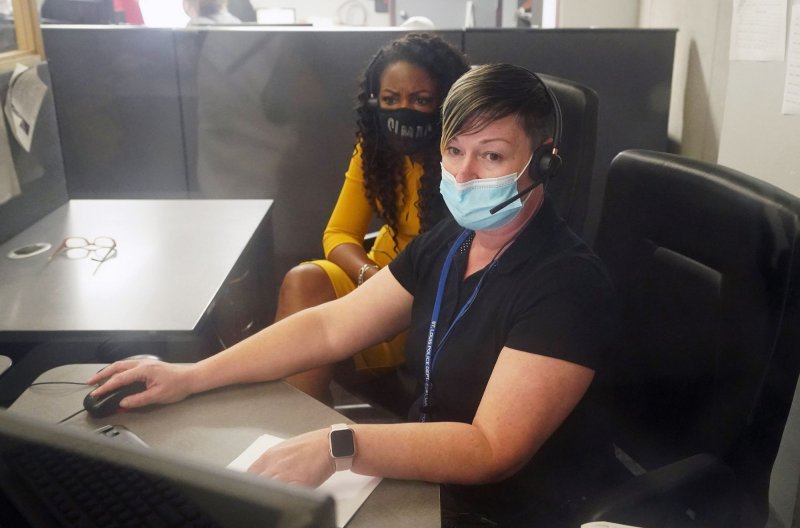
[578,150,800,527]
[539,73,598,239]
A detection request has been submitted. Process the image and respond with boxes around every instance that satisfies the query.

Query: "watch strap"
[334,452,353,471]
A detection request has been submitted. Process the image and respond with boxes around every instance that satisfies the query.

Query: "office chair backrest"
[539,74,598,239]
[594,149,800,521]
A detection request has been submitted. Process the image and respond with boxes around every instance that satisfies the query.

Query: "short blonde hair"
[440,64,553,152]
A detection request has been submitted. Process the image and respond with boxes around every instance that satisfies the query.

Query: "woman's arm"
[323,145,383,283]
[87,267,413,406]
[249,347,594,486]
[190,266,410,392]
[327,243,380,284]
[322,144,373,270]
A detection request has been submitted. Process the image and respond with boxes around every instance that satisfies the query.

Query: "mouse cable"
[57,408,88,424]
[23,382,91,423]
[27,382,91,424]
[29,381,90,387]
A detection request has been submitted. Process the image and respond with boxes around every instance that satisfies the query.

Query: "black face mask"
[377,108,440,155]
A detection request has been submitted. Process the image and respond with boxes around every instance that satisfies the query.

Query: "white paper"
[0,101,20,204]
[227,433,382,528]
[730,0,788,61]
[3,64,48,152]
[783,2,800,113]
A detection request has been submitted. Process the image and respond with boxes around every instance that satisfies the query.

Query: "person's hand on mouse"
[86,359,196,410]
[246,429,335,488]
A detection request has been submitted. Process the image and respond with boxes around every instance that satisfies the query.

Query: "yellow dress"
[309,143,423,374]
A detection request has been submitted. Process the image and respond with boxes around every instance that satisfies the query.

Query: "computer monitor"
[0,409,335,527]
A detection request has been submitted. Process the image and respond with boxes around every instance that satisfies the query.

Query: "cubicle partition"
[0,63,68,244]
[44,27,466,275]
[174,29,463,275]
[41,25,675,276]
[44,27,187,199]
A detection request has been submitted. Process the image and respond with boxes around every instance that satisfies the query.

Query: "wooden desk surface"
[0,199,271,335]
[9,364,440,528]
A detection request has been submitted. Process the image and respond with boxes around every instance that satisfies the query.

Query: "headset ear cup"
[544,152,563,178]
[534,144,563,179]
[365,49,383,111]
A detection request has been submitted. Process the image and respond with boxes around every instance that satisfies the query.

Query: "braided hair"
[355,33,469,245]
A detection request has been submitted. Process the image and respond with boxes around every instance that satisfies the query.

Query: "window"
[0,0,44,71]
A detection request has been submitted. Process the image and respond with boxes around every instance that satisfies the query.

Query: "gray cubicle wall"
[44,27,188,199]
[41,26,673,277]
[43,26,466,275]
[464,29,676,240]
[0,63,69,245]
[173,29,463,275]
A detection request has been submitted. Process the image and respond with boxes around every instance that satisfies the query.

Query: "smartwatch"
[328,423,356,471]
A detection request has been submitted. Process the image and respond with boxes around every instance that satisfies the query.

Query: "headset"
[530,70,563,181]
[489,68,564,215]
[365,49,384,109]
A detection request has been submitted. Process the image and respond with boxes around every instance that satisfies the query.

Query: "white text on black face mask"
[386,116,434,139]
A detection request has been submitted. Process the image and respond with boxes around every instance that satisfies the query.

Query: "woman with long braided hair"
[278,33,469,404]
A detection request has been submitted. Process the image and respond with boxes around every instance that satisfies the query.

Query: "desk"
[9,364,440,527]
[0,199,272,336]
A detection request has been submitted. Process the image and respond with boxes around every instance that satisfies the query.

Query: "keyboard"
[4,444,221,528]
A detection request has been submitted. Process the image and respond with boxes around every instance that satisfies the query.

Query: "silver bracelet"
[357,263,379,286]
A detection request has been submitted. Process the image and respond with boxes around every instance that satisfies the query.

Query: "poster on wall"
[782,2,800,113]
[3,63,48,153]
[0,104,20,205]
[730,0,788,61]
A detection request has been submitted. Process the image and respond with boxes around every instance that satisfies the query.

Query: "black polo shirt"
[389,196,619,525]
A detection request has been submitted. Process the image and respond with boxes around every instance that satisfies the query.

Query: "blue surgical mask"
[439,155,533,231]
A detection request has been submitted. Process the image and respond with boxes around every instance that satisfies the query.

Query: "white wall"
[249,0,390,26]
[537,0,733,163]
[557,0,639,28]
[138,0,189,27]
[718,51,800,199]
[134,0,391,27]
[638,0,800,202]
[638,0,730,162]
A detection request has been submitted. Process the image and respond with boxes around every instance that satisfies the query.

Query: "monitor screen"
[0,409,335,528]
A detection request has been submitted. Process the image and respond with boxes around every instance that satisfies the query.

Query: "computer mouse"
[83,381,147,418]
[124,354,161,362]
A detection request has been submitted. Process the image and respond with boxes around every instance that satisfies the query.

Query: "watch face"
[330,428,355,457]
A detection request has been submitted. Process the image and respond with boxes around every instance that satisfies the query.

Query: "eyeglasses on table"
[50,236,117,274]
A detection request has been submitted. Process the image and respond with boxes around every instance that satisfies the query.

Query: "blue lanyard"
[420,229,499,422]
